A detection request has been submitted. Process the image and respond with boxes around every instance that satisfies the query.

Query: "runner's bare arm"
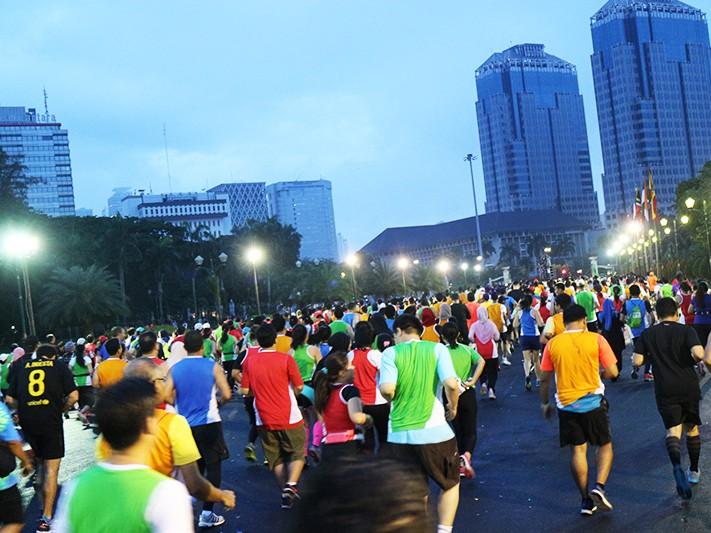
[213,363,232,403]
[380,383,396,402]
[63,390,79,412]
[632,352,644,369]
[443,377,459,421]
[465,357,486,388]
[179,462,236,509]
[539,371,555,419]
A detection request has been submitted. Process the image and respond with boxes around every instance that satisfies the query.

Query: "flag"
[641,182,649,222]
[634,188,642,220]
[648,169,658,221]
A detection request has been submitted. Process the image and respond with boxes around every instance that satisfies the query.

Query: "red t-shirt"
[241,349,304,430]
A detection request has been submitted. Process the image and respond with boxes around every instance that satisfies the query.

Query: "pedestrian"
[68,341,94,424]
[539,304,619,516]
[623,284,652,381]
[469,307,500,400]
[632,297,708,500]
[600,286,626,377]
[218,321,239,390]
[93,338,127,389]
[513,295,545,391]
[689,281,711,347]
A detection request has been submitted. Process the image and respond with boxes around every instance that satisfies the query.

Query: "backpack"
[627,301,643,329]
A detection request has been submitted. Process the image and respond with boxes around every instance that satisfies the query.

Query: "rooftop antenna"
[163,123,173,193]
[43,87,49,115]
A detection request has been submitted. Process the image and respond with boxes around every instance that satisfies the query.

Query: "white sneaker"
[198,511,226,528]
[501,357,511,367]
[480,384,488,396]
[488,389,496,400]
[688,468,701,485]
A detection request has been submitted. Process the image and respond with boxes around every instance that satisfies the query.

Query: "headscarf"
[439,303,452,321]
[12,347,25,363]
[421,308,437,328]
[470,307,497,344]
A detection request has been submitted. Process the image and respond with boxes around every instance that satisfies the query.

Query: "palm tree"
[498,243,519,267]
[39,265,128,332]
[552,236,576,259]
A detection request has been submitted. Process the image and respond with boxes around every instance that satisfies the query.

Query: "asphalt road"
[21,345,711,532]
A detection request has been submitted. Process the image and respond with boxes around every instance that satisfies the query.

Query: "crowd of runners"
[0,272,711,532]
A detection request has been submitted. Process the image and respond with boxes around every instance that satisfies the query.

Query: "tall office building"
[591,0,711,224]
[0,106,75,215]
[267,179,338,260]
[475,44,600,227]
[208,182,269,230]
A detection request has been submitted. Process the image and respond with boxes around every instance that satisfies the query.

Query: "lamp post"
[3,230,40,338]
[460,262,469,287]
[192,255,203,316]
[345,254,359,300]
[397,257,410,295]
[192,252,228,318]
[245,246,264,315]
[465,154,484,260]
[437,259,451,290]
[684,197,711,270]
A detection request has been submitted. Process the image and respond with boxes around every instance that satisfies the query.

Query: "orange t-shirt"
[275,335,292,354]
[541,331,616,407]
[465,302,479,330]
[421,326,440,343]
[96,358,127,387]
[488,303,504,333]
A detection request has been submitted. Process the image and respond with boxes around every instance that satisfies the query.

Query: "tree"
[498,243,519,267]
[0,147,35,217]
[38,264,128,333]
[552,236,576,259]
[675,160,711,277]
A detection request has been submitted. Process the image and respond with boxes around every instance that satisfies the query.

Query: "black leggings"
[452,388,478,455]
[198,459,222,511]
[244,396,259,444]
[223,359,236,389]
[363,403,390,452]
[481,359,499,391]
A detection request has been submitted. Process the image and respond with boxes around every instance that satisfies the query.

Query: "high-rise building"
[267,180,338,260]
[591,0,711,224]
[475,44,600,227]
[208,182,269,230]
[0,106,75,216]
[107,187,133,216]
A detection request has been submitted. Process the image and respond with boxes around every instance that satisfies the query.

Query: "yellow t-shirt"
[275,335,291,354]
[96,409,201,475]
[488,303,504,332]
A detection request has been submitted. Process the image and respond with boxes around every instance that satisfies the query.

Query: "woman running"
[442,322,484,478]
[469,307,501,400]
[513,295,545,391]
[313,352,372,462]
[290,324,322,463]
[690,281,711,347]
[69,341,94,424]
[347,321,389,452]
[600,285,626,377]
[219,320,239,390]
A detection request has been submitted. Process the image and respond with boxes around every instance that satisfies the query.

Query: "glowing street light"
[344,254,359,300]
[543,247,552,254]
[437,259,451,288]
[680,215,690,225]
[396,257,410,294]
[660,217,668,227]
[245,245,265,314]
[473,263,483,273]
[2,229,41,337]
[685,197,696,210]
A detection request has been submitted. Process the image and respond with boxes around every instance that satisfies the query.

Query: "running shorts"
[519,335,541,352]
[191,422,229,465]
[260,426,306,470]
[558,404,611,448]
[23,428,65,460]
[0,485,23,525]
[657,400,701,429]
[386,438,460,495]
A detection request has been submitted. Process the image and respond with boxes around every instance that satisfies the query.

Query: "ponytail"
[75,343,87,368]
[441,322,460,349]
[313,352,349,415]
[220,321,232,345]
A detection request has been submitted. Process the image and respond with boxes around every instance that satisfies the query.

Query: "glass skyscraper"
[267,179,338,260]
[0,106,75,216]
[591,0,711,224]
[475,44,600,227]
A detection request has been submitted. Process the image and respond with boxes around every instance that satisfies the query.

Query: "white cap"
[76,337,87,345]
[194,323,203,330]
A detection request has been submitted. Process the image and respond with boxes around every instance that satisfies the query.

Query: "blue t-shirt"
[625,298,647,338]
[171,356,221,427]
[694,294,711,325]
[0,402,21,489]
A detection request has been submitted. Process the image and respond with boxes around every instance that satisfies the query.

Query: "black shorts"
[23,428,65,460]
[387,438,460,495]
[191,422,229,465]
[657,400,702,429]
[520,335,541,352]
[77,386,94,409]
[260,426,306,469]
[0,485,23,525]
[558,403,611,448]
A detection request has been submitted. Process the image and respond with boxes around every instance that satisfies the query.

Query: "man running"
[380,314,460,533]
[623,284,651,381]
[93,338,127,389]
[6,344,78,532]
[539,304,619,516]
[53,378,193,532]
[166,330,232,528]
[632,297,709,500]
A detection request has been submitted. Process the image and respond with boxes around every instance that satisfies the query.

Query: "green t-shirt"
[292,345,315,382]
[329,320,349,336]
[203,338,214,359]
[661,284,674,298]
[0,356,11,389]
[389,341,439,432]
[447,344,480,383]
[220,335,237,362]
[576,291,596,322]
[69,356,93,387]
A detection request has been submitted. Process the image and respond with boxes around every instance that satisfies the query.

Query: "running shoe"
[501,357,511,367]
[488,389,496,400]
[36,518,51,532]
[590,486,613,511]
[480,384,488,397]
[631,368,639,380]
[525,376,532,392]
[244,443,257,462]
[281,485,300,509]
[644,373,654,382]
[459,454,475,479]
[580,498,597,516]
[688,468,701,485]
[674,464,693,500]
[198,511,226,528]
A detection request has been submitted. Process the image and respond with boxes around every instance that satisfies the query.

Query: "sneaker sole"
[590,490,613,511]
[198,519,226,528]
[580,506,597,516]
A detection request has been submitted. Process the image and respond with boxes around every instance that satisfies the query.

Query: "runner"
[599,286,626,377]
[541,293,573,346]
[329,307,355,339]
[575,282,599,333]
[441,322,484,479]
[166,330,232,528]
[272,314,293,353]
[380,313,460,533]
[539,304,619,516]
[93,338,127,389]
[689,281,711,347]
[53,378,193,532]
[218,321,239,390]
[469,307,500,400]
[240,323,305,509]
[632,297,708,500]
[6,344,78,532]
[623,284,651,381]
[0,400,33,533]
[313,352,371,461]
[68,342,94,424]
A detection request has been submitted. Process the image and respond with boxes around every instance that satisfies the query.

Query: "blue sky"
[0,1,637,249]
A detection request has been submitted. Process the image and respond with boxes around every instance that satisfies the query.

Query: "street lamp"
[192,253,228,318]
[3,229,40,337]
[245,246,264,315]
[680,215,690,225]
[464,154,484,259]
[397,257,410,294]
[345,254,359,300]
[437,259,451,289]
[460,262,469,286]
[685,197,696,210]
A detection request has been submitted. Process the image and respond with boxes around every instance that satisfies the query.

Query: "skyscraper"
[591,0,711,224]
[0,106,75,216]
[267,180,338,260]
[208,182,269,230]
[475,44,600,226]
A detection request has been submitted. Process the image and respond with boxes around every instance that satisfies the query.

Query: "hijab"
[471,307,497,344]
